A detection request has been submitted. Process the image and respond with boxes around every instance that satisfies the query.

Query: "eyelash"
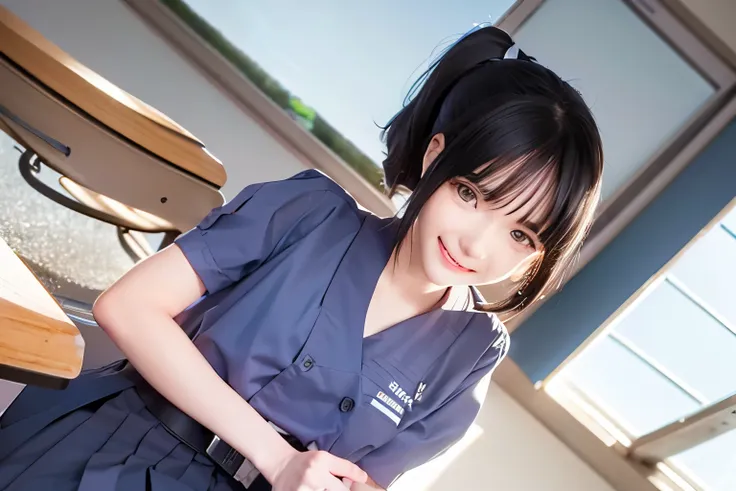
[454,181,478,205]
[511,230,534,248]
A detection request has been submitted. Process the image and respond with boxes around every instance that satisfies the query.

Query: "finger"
[324,474,351,491]
[325,455,367,483]
[342,477,354,489]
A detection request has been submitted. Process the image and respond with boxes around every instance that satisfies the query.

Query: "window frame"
[549,197,736,485]
[630,393,736,463]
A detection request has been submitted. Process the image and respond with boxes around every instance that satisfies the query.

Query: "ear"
[421,133,446,177]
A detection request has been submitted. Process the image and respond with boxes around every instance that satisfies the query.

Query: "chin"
[424,262,468,288]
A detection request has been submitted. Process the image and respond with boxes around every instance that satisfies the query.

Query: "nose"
[458,222,493,261]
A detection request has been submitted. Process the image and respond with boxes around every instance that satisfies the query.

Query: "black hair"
[381,25,603,317]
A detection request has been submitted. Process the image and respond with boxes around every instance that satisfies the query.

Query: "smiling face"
[411,134,552,288]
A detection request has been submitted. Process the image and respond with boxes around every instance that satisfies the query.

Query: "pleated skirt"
[0,382,245,491]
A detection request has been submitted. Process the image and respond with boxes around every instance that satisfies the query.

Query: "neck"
[383,234,447,311]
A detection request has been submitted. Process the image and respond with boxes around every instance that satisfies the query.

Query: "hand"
[271,449,368,491]
[342,479,382,490]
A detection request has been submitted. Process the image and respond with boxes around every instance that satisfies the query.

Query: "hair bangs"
[466,150,560,235]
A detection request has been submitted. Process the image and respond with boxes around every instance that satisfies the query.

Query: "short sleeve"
[358,326,509,489]
[175,170,351,294]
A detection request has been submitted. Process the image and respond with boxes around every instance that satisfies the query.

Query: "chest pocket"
[244,315,362,454]
[328,357,421,462]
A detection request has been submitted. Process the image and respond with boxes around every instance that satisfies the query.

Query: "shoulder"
[207,169,366,232]
[193,169,369,245]
[418,313,506,419]
[439,313,506,411]
[466,311,510,372]
[250,169,369,243]
[259,169,362,215]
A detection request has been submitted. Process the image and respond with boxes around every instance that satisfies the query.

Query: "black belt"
[134,379,306,487]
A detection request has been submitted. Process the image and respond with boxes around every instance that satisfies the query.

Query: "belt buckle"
[205,436,247,477]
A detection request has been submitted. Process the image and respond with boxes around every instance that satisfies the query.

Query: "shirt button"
[302,356,314,370]
[339,397,355,413]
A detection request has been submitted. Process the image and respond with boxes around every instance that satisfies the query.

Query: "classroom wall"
[393,383,616,491]
[0,1,616,489]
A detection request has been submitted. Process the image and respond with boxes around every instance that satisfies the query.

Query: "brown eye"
[456,183,477,204]
[511,230,533,247]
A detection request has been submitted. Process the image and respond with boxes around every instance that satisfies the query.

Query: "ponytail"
[381,26,530,194]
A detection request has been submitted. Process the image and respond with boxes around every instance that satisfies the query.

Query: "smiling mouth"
[438,238,474,273]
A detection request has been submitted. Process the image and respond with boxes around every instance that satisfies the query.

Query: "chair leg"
[55,295,97,328]
[18,150,134,227]
[117,227,157,263]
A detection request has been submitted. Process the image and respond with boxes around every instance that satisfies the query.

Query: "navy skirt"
[0,364,246,491]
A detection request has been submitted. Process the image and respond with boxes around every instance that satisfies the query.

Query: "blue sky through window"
[182,0,517,164]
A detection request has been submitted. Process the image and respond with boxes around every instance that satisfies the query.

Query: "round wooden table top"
[0,6,227,188]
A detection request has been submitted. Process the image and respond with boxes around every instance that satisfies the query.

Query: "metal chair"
[0,6,227,262]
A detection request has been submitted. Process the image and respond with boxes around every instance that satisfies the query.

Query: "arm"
[93,245,295,482]
[95,245,366,489]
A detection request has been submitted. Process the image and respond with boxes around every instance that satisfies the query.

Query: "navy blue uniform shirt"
[174,170,509,488]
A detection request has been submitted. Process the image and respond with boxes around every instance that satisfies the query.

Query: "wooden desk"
[0,5,226,188]
[0,237,84,389]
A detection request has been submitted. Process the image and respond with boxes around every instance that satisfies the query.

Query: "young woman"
[0,26,602,491]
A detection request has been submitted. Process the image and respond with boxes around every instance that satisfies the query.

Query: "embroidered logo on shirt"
[414,382,427,403]
[388,380,414,410]
[369,382,417,426]
[370,397,401,425]
[376,391,404,416]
